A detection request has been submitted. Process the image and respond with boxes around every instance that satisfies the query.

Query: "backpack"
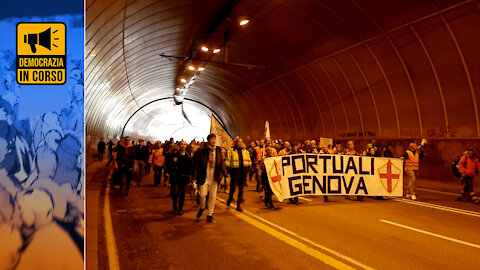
[452,155,466,179]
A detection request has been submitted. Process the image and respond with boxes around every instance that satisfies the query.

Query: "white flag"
[210,115,233,151]
[265,121,270,139]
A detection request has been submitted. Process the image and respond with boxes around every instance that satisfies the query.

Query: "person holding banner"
[278,141,291,156]
[193,134,228,223]
[225,138,252,212]
[253,140,265,192]
[287,143,300,205]
[334,144,343,154]
[303,140,318,154]
[265,138,278,156]
[344,140,363,201]
[345,140,358,155]
[262,147,277,209]
[401,142,425,200]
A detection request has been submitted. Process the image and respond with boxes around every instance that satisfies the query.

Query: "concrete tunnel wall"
[85,0,480,182]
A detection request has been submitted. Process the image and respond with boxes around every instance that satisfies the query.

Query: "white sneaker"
[411,195,417,200]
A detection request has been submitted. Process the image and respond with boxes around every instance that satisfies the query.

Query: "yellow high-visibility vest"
[405,150,419,171]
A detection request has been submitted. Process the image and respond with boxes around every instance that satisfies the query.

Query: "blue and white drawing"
[0,14,84,269]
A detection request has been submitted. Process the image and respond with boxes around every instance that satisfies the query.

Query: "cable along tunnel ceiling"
[86,0,480,141]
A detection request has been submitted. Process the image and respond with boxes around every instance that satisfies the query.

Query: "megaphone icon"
[24,27,51,53]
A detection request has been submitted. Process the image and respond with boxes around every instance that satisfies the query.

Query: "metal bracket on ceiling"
[159,52,275,70]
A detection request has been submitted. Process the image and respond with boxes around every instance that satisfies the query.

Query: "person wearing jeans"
[193,134,228,223]
[402,143,424,201]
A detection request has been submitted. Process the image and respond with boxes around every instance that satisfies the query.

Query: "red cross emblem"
[379,160,400,193]
[271,160,281,183]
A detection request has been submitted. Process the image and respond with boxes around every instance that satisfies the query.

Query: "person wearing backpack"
[457,147,480,204]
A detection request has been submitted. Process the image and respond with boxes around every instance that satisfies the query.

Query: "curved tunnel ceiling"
[86,0,480,141]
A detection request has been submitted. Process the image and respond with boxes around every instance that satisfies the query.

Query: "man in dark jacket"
[97,138,106,161]
[225,138,252,212]
[193,134,228,223]
[134,139,149,185]
[116,136,135,196]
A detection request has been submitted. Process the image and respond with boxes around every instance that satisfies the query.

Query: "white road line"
[380,219,480,249]
[394,198,480,218]
[104,182,120,270]
[216,197,374,270]
[416,187,458,196]
[299,197,313,202]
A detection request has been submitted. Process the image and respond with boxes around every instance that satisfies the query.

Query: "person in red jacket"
[457,147,480,204]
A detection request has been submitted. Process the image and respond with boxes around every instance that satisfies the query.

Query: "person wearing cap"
[457,147,480,204]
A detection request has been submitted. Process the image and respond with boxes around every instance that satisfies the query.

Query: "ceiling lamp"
[239,19,249,26]
[198,67,205,71]
[213,48,221,53]
[188,65,195,71]
[201,46,209,52]
[180,78,187,83]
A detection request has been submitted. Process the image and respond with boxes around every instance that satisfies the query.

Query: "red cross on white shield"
[379,160,400,193]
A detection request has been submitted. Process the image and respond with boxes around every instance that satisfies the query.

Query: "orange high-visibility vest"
[112,151,118,169]
[405,150,419,171]
[150,148,165,166]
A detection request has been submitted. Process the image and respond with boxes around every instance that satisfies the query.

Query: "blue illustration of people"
[0,48,84,269]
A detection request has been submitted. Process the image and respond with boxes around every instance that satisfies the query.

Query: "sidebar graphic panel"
[0,5,84,270]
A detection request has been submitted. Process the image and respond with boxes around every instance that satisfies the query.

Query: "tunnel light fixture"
[180,78,187,83]
[176,87,181,90]
[201,46,209,52]
[198,67,205,71]
[188,65,195,71]
[213,48,221,53]
[239,19,249,26]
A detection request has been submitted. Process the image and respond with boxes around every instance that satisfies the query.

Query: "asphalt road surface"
[94,167,480,270]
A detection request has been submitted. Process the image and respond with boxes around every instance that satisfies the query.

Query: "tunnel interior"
[85,0,480,180]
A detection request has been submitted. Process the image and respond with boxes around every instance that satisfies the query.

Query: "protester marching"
[95,117,480,225]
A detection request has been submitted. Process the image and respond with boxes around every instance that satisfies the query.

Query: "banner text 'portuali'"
[264,154,404,201]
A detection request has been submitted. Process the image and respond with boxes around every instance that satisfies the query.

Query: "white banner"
[210,115,233,151]
[319,137,333,146]
[264,154,404,202]
[265,121,270,139]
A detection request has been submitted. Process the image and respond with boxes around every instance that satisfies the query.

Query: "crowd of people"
[99,135,480,223]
